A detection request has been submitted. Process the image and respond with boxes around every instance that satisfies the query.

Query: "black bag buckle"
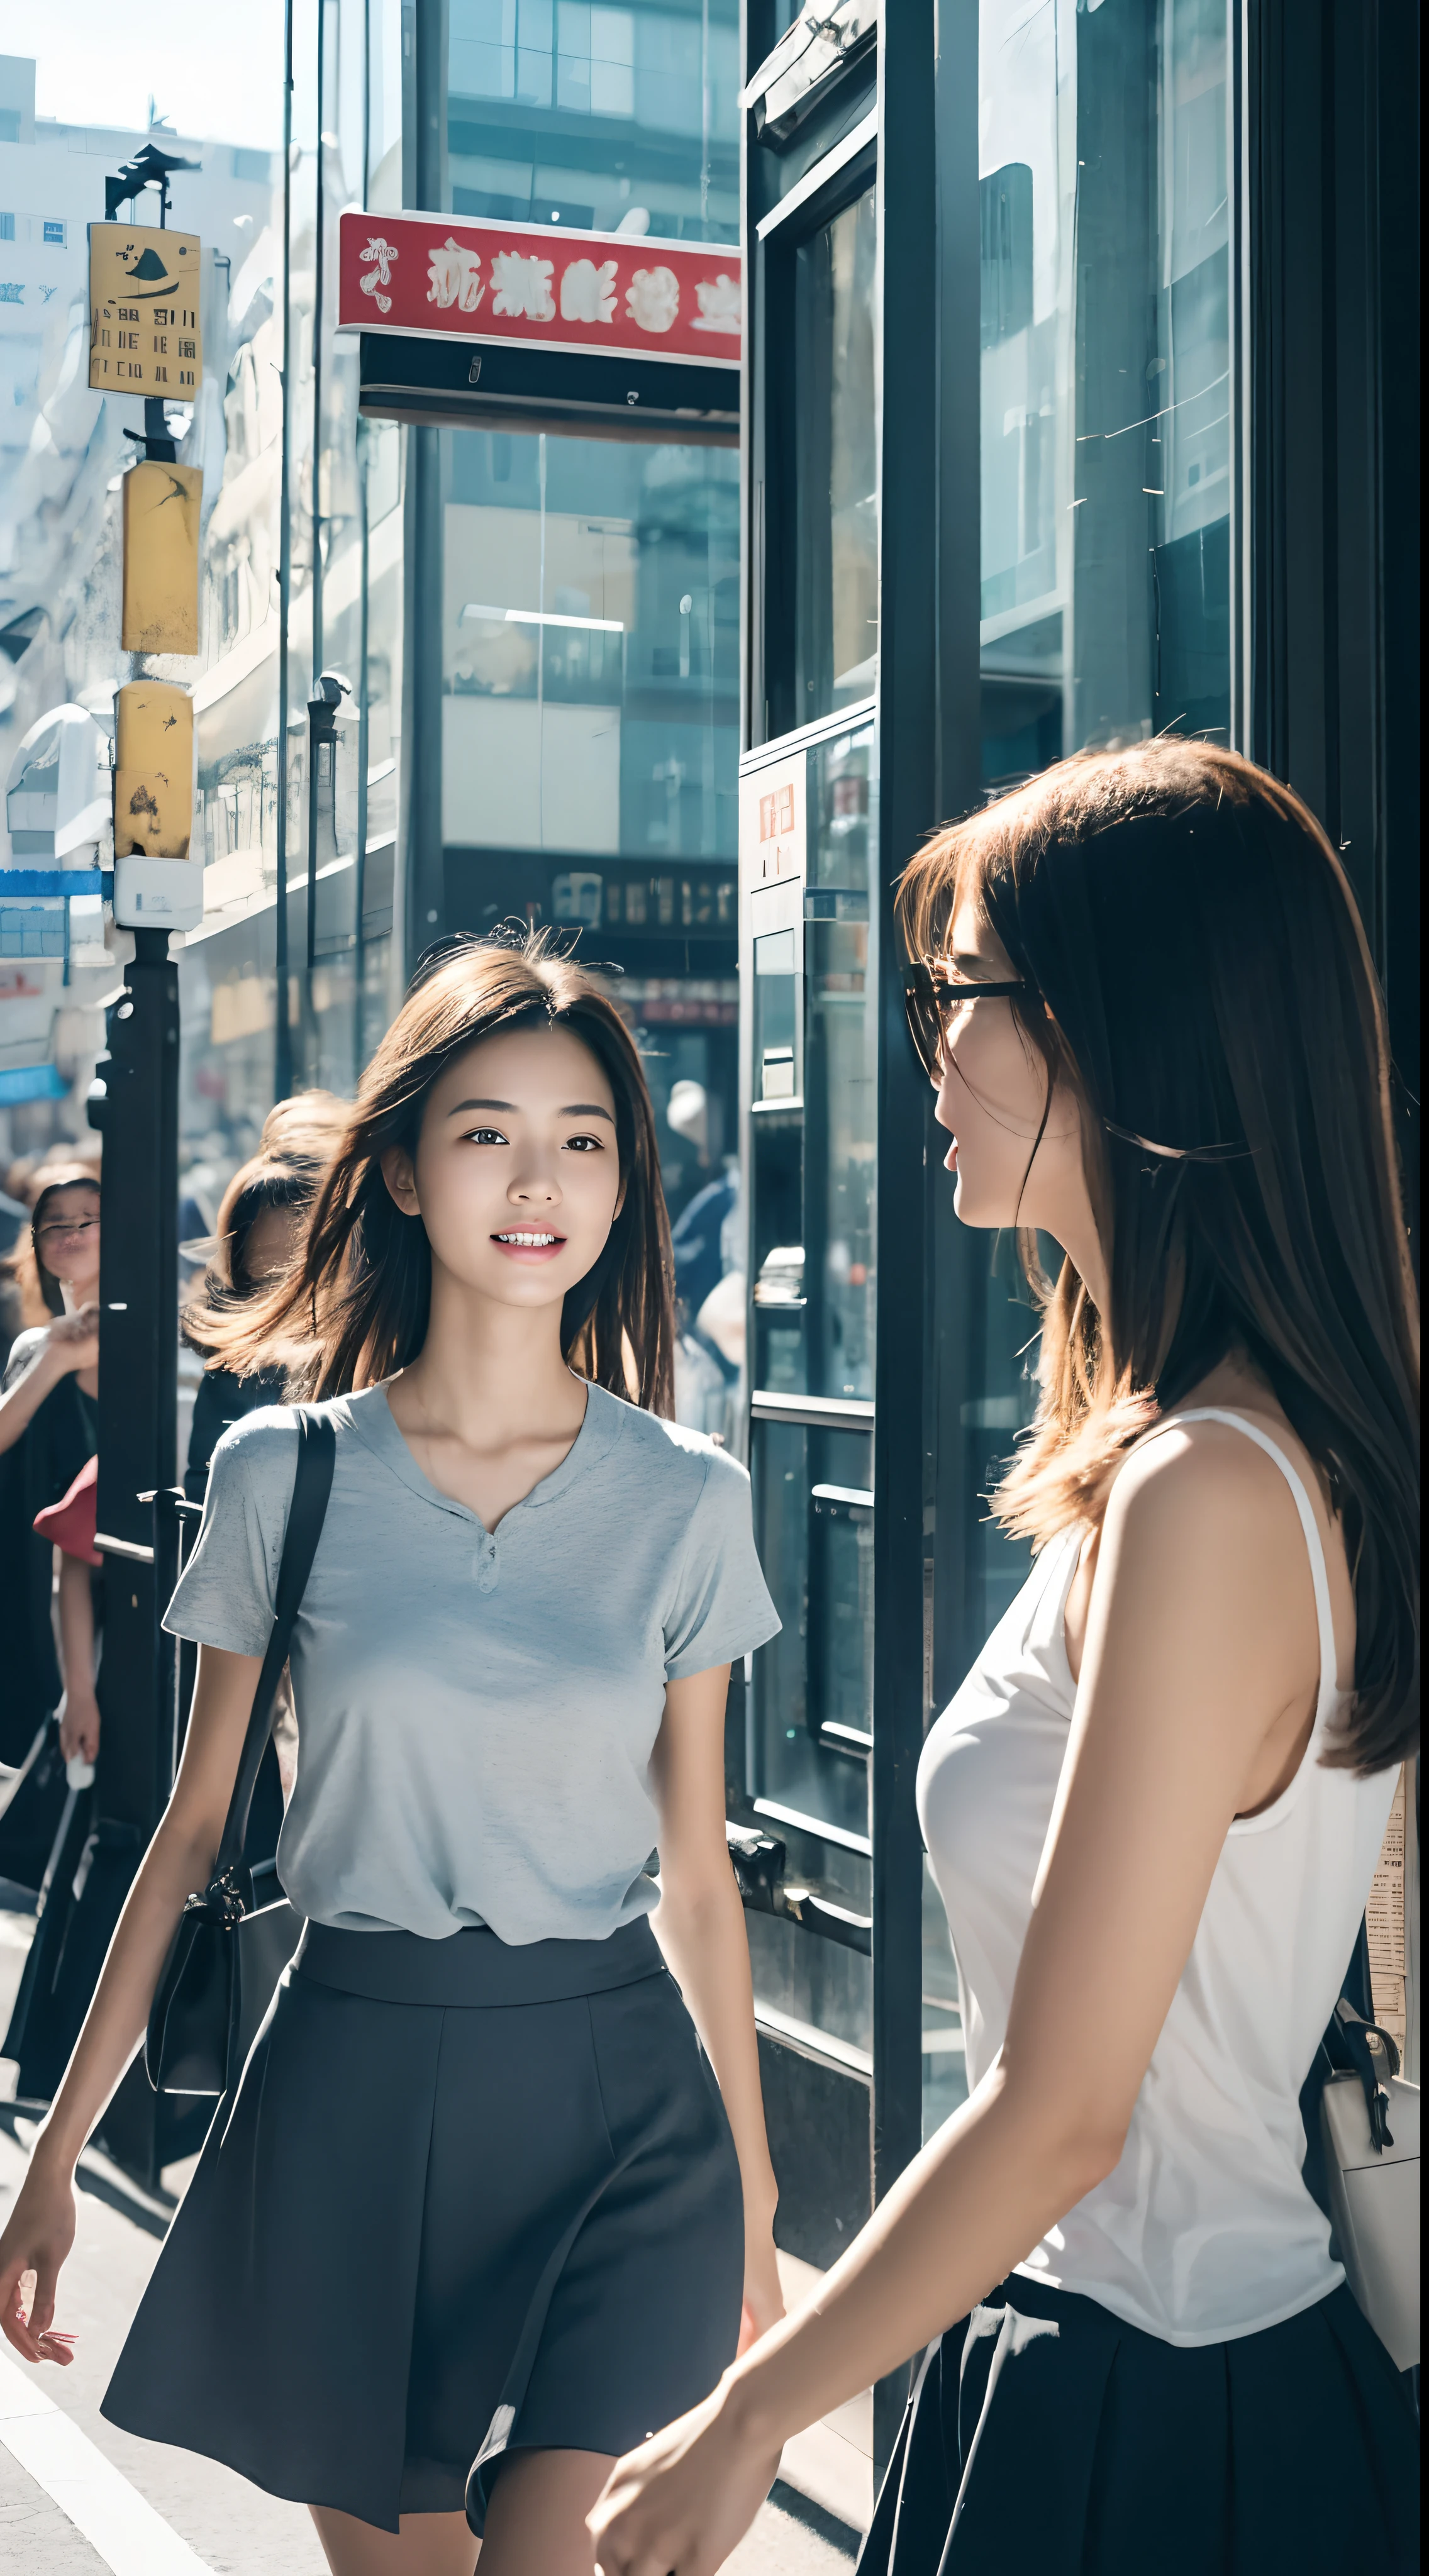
[1332,1996,1401,2151]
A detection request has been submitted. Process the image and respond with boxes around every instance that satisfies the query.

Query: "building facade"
[730,0,1419,2501]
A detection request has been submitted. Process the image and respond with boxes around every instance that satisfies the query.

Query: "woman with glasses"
[0,1172,102,1774]
[589,740,1419,2576]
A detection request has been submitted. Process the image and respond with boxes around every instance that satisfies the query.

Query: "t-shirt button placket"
[475,1537,499,1594]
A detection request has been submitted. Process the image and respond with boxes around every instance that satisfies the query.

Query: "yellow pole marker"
[121,460,203,655]
[88,223,202,398]
[114,682,194,859]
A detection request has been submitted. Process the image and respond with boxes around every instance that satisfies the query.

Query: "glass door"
[737,718,879,2077]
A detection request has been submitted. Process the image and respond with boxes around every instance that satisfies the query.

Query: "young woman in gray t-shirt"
[0,935,784,2576]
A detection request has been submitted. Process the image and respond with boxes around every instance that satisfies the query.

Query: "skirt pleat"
[859,2272,1418,2576]
[102,1920,743,2533]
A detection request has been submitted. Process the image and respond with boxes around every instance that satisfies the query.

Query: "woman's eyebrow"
[445,1096,615,1123]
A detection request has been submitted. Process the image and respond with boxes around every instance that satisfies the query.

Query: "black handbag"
[145,1409,335,2098]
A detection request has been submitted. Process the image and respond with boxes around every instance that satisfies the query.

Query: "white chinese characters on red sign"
[338,210,740,367]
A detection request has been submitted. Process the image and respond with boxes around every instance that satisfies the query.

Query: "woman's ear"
[381,1144,421,1217]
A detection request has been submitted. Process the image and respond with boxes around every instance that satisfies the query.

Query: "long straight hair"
[210,934,676,1414]
[898,740,1420,1775]
[184,1090,347,1350]
[4,1168,101,1324]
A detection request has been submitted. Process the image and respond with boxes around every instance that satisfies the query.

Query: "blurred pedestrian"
[33,1452,103,1767]
[0,1171,100,1767]
[0,936,784,2576]
[183,1091,347,1501]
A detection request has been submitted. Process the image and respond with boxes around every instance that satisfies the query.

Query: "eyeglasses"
[35,1218,99,1243]
[902,958,1034,1079]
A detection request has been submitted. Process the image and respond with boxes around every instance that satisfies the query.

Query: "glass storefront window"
[978,0,1233,786]
[447,0,740,242]
[441,426,738,861]
[920,0,1238,2143]
[793,186,878,722]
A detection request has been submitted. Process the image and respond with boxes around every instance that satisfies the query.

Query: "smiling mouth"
[492,1229,565,1250]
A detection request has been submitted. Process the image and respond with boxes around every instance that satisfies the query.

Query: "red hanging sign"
[338,209,741,369]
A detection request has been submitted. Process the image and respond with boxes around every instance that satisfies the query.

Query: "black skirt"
[859,2270,1418,2576]
[103,1916,744,2533]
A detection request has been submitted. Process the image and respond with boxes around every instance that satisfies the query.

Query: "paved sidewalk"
[0,1905,855,2573]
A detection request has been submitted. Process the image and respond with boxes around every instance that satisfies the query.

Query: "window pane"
[793,187,879,723]
[931,0,1238,2142]
[752,1419,873,1842]
[448,0,738,242]
[979,0,1232,787]
[441,428,738,860]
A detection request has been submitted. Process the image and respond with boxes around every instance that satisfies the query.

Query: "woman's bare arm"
[590,1427,1325,2573]
[650,1664,783,2337]
[0,1642,262,2362]
[56,1555,100,1765]
[0,1313,99,1455]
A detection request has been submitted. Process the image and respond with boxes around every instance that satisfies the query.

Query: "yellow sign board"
[121,460,202,653]
[88,223,203,398]
[114,681,194,859]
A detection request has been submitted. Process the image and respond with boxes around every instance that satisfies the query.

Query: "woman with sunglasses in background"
[0,1171,102,1774]
[589,740,1418,2576]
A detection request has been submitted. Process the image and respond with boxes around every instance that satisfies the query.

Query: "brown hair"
[3,1166,101,1324]
[899,740,1420,1775]
[209,932,676,1413]
[185,1090,347,1351]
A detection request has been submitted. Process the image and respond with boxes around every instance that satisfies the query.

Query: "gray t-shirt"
[164,1380,779,1944]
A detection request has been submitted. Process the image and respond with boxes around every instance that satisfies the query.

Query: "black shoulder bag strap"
[211,1406,336,1893]
[145,1407,336,2098]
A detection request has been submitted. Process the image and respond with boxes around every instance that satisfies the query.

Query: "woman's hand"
[588,2377,781,2576]
[58,1689,101,1767]
[737,2212,784,2355]
[47,1305,100,1374]
[0,2152,79,2366]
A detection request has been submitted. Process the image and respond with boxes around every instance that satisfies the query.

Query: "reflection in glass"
[751,1419,873,1846]
[922,1853,968,2140]
[794,187,879,720]
[442,428,738,858]
[753,928,799,1102]
[978,0,1232,788]
[447,0,740,243]
[806,728,876,1401]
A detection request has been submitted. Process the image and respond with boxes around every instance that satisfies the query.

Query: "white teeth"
[496,1231,559,1245]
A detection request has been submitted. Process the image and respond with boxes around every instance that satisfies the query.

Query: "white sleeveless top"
[916,1409,1399,2346]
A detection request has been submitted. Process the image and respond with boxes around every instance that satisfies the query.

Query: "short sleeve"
[162,1407,299,1655]
[3,1327,48,1393]
[664,1448,781,1679]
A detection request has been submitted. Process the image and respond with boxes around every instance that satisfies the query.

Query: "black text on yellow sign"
[88,223,203,397]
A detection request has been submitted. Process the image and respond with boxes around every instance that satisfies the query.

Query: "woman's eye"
[564,1133,603,1153]
[465,1127,508,1146]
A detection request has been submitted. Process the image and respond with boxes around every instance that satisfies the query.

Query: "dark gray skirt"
[103,1916,743,2533]
[859,2269,1419,2576]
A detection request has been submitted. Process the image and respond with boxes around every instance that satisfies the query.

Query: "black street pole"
[9,931,204,2177]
